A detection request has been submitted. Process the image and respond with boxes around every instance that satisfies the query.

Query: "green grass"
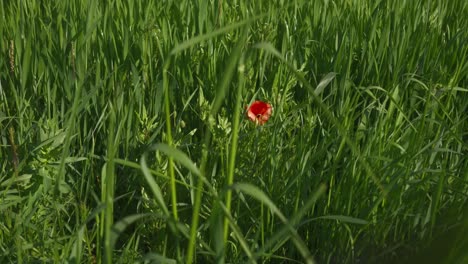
[1,0,468,263]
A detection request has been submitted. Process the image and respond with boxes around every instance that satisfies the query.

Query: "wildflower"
[246,100,272,125]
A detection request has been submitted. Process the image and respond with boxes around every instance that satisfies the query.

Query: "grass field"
[1,0,468,263]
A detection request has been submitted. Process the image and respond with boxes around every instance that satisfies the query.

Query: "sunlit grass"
[1,0,467,263]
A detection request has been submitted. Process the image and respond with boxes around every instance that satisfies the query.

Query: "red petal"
[247,101,272,125]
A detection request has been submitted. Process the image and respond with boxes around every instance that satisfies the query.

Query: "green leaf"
[1,174,32,187]
[314,72,337,96]
[303,215,369,225]
[232,183,316,264]
[140,154,170,216]
[110,213,155,251]
[150,143,201,177]
[141,253,177,264]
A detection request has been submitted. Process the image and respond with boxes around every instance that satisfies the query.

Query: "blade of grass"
[140,152,170,216]
[162,57,179,222]
[253,183,327,261]
[233,182,326,264]
[104,103,117,264]
[222,28,249,246]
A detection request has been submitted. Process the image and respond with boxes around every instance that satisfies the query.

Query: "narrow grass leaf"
[140,154,170,216]
[254,184,327,261]
[218,200,257,264]
[141,253,177,264]
[222,29,249,246]
[232,183,316,264]
[314,72,337,96]
[1,174,32,187]
[302,215,369,225]
[150,143,201,177]
[170,16,262,56]
[110,213,155,251]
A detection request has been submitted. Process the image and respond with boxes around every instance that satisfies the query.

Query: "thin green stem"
[163,58,179,222]
[186,132,211,264]
[223,55,246,242]
[104,103,116,264]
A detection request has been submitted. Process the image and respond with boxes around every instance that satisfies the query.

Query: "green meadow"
[1,0,468,263]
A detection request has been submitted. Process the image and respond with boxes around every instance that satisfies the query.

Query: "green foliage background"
[1,0,467,263]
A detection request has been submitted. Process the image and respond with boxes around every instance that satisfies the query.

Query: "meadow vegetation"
[1,0,467,263]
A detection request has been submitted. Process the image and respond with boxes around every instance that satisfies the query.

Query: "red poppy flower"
[247,100,272,125]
